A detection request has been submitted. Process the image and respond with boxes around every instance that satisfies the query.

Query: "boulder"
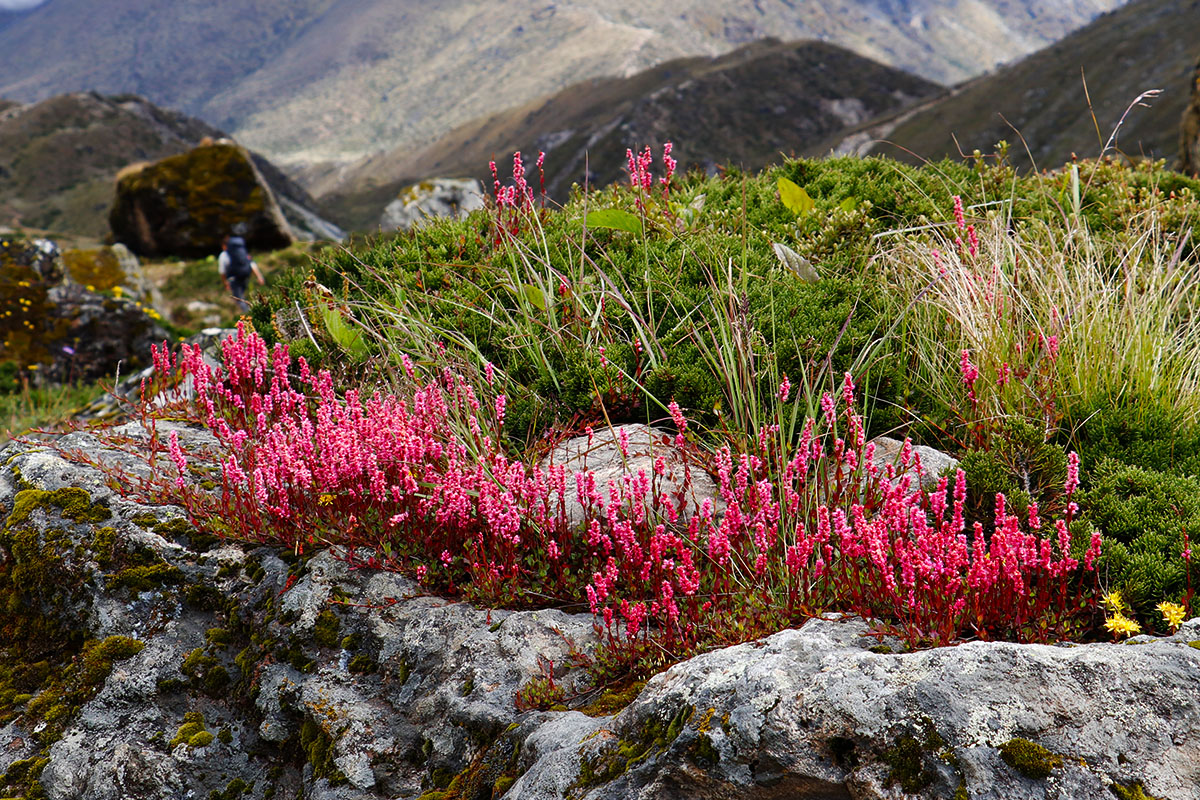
[1181,54,1200,177]
[0,235,169,387]
[544,423,720,525]
[109,141,295,258]
[61,244,153,304]
[869,435,960,491]
[0,423,1198,799]
[380,178,486,232]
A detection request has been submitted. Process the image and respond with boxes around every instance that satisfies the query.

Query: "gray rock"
[3,421,1198,800]
[380,178,486,232]
[870,435,960,492]
[512,616,1200,800]
[544,423,720,525]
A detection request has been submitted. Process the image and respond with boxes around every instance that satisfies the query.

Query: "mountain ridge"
[0,0,1124,169]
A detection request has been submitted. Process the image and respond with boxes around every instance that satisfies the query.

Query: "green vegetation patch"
[998,738,1062,779]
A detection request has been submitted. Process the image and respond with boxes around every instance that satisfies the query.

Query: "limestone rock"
[544,423,720,524]
[109,141,295,258]
[869,435,959,491]
[510,616,1200,800]
[1,419,1197,800]
[1181,54,1200,177]
[380,178,486,232]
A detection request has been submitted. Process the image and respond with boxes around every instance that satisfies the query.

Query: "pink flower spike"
[778,375,791,402]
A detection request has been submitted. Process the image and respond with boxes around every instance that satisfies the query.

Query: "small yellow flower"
[86,285,95,292]
[1157,601,1186,631]
[17,280,28,288]
[112,286,124,298]
[318,494,334,506]
[1102,590,1125,613]
[27,364,38,370]
[1104,612,1142,638]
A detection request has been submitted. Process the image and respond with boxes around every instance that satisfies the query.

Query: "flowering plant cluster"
[625,143,676,215]
[489,150,545,243]
[107,324,1105,659]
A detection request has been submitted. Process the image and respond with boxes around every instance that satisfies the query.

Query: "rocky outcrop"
[61,244,152,304]
[109,141,296,258]
[0,235,169,386]
[380,178,486,232]
[1180,54,1200,177]
[2,419,1198,800]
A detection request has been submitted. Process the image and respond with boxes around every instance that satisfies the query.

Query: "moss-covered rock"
[109,141,294,258]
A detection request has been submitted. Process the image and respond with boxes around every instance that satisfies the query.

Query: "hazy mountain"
[316,39,941,231]
[0,92,338,240]
[0,0,1125,170]
[833,0,1198,170]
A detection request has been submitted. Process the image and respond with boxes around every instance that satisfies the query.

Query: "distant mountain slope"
[0,0,1124,169]
[841,0,1198,170]
[0,92,339,241]
[316,39,942,231]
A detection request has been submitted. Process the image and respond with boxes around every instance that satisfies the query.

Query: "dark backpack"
[225,236,253,279]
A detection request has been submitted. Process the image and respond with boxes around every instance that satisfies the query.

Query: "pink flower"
[778,375,791,402]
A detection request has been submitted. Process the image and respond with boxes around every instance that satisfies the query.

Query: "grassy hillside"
[317,39,942,231]
[854,0,1199,170]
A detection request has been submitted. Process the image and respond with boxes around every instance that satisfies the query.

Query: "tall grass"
[886,203,1200,448]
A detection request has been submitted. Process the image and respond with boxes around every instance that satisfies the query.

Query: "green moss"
[186,584,224,611]
[300,717,347,785]
[1189,641,1200,650]
[170,712,209,749]
[206,627,233,647]
[954,782,970,800]
[188,730,215,747]
[347,655,376,674]
[998,738,1062,779]
[691,733,719,766]
[7,487,111,528]
[129,513,159,529]
[208,777,249,800]
[61,248,127,292]
[312,609,341,649]
[105,562,185,592]
[218,726,233,745]
[1112,782,1164,800]
[571,704,693,792]
[579,680,645,717]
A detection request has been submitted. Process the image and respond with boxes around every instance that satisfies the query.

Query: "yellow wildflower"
[1157,601,1187,631]
[1102,590,1125,613]
[318,494,334,506]
[1104,613,1142,638]
[86,284,96,292]
[112,286,124,298]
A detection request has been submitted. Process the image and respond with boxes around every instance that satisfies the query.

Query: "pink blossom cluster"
[626,142,677,208]
[489,151,545,242]
[952,195,978,258]
[138,325,1099,650]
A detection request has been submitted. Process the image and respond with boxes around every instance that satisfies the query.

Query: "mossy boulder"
[61,244,150,302]
[0,235,168,386]
[109,141,294,258]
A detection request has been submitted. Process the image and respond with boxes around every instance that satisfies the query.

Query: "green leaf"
[778,177,814,217]
[839,196,858,212]
[586,208,642,234]
[319,306,369,359]
[521,283,547,311]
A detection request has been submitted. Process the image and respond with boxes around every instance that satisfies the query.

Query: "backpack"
[225,236,253,279]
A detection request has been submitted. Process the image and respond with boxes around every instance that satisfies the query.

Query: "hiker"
[218,234,265,312]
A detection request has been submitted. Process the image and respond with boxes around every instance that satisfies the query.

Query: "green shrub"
[1078,460,1200,626]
